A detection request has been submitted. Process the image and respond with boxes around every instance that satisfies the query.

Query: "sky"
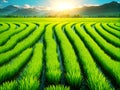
[0,0,120,8]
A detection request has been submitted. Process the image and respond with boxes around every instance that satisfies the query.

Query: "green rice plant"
[45,85,70,90]
[55,23,82,87]
[0,23,9,33]
[101,23,120,38]
[115,23,120,27]
[6,22,16,31]
[0,78,39,90]
[45,23,61,84]
[0,23,45,65]
[66,72,81,87]
[0,22,36,53]
[18,43,43,90]
[94,23,120,47]
[0,23,17,40]
[20,43,43,78]
[84,23,120,61]
[108,23,120,31]
[0,80,17,90]
[64,23,113,90]
[0,43,43,90]
[0,23,26,46]
[75,23,120,88]
[0,48,32,83]
[18,77,40,90]
[46,70,61,84]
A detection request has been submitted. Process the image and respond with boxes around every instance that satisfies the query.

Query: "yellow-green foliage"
[45,23,61,84]
[0,18,119,90]
[55,23,82,87]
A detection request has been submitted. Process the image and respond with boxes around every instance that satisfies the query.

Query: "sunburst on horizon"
[51,0,76,11]
[56,2,75,11]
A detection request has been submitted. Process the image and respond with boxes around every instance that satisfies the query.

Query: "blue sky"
[0,0,120,8]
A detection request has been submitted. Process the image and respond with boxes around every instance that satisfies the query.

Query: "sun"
[51,1,75,11]
[57,3,74,11]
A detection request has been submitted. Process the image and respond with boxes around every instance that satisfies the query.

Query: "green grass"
[0,22,9,33]
[45,23,61,84]
[45,85,70,90]
[74,23,120,87]
[0,18,119,90]
[0,22,26,46]
[65,23,113,90]
[94,23,120,47]
[0,18,120,22]
[108,23,120,31]
[0,23,36,53]
[101,23,120,38]
[0,48,32,83]
[55,23,82,87]
[84,23,120,61]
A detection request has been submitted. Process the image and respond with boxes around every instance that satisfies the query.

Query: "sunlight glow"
[57,3,74,11]
[51,0,77,11]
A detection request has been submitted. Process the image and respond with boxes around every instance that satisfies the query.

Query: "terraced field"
[0,18,120,90]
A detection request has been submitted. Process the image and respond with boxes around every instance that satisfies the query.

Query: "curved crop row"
[45,23,61,84]
[0,23,9,33]
[0,23,26,46]
[18,43,43,90]
[0,22,36,53]
[0,48,32,83]
[101,23,120,38]
[6,22,16,31]
[108,23,120,31]
[75,23,120,87]
[64,23,112,90]
[20,43,43,78]
[94,23,120,47]
[84,23,120,61]
[0,21,119,90]
[115,23,120,27]
[0,43,43,90]
[0,23,45,65]
[55,23,82,87]
[0,22,17,36]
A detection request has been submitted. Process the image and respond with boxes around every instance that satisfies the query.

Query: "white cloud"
[75,4,99,8]
[1,0,8,3]
[22,4,51,10]
[35,6,51,10]
[83,4,99,7]
[13,5,20,8]
[23,4,33,9]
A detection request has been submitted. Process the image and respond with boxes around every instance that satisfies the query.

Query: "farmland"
[0,18,120,90]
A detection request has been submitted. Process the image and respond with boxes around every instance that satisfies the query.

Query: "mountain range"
[0,1,120,17]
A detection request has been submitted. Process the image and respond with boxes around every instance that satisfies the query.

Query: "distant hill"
[0,5,19,16]
[0,1,120,17]
[75,1,120,17]
[11,8,51,16]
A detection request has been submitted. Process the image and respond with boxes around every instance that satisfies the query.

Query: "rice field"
[0,18,120,90]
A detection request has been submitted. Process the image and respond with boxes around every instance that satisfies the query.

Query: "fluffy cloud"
[22,4,51,10]
[13,5,20,8]
[0,0,8,3]
[35,6,51,10]
[23,4,33,9]
[83,4,99,7]
[78,4,99,8]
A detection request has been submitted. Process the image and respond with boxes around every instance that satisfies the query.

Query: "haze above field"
[0,0,120,17]
[0,0,120,9]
